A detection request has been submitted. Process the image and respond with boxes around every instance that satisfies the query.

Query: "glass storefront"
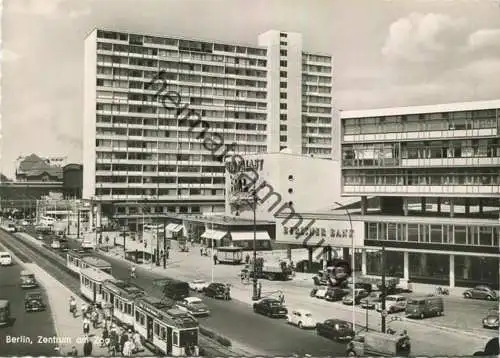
[455,256,498,288]
[366,250,404,277]
[409,253,449,284]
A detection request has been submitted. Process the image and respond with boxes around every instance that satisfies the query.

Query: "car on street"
[463,285,498,301]
[81,240,95,250]
[176,297,210,316]
[342,289,369,305]
[482,309,499,329]
[189,279,209,292]
[287,309,316,329]
[361,292,382,309]
[316,319,355,341]
[50,240,61,250]
[204,282,227,299]
[253,298,288,318]
[315,286,329,299]
[376,295,407,313]
[325,287,348,302]
[0,252,13,266]
[24,292,46,312]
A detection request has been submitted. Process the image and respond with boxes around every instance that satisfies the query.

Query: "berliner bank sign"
[278,219,365,248]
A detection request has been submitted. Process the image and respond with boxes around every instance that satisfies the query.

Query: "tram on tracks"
[79,268,115,307]
[102,280,144,327]
[67,251,112,274]
[134,296,199,356]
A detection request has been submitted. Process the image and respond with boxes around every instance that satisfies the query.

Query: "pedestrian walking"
[213,253,218,265]
[80,303,87,317]
[82,317,90,335]
[166,247,170,259]
[224,284,231,300]
[91,309,99,328]
[83,336,93,356]
[120,329,129,353]
[258,282,262,299]
[123,338,134,356]
[132,330,142,352]
[200,247,203,256]
[68,296,76,318]
[101,325,109,348]
[69,346,78,356]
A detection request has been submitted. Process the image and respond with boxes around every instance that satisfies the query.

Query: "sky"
[1,0,500,178]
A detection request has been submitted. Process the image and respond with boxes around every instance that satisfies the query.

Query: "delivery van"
[406,295,444,319]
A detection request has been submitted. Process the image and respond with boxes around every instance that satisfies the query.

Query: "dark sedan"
[463,286,498,301]
[204,282,226,299]
[325,287,348,302]
[253,298,288,318]
[24,292,46,312]
[316,319,354,341]
[360,292,382,309]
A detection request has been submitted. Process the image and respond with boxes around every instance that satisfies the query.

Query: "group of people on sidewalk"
[68,296,144,356]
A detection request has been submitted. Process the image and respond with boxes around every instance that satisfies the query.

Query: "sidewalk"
[100,245,491,356]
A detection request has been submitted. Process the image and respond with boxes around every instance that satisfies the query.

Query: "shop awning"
[231,231,271,241]
[171,224,183,233]
[165,223,178,231]
[201,230,228,241]
[201,230,214,239]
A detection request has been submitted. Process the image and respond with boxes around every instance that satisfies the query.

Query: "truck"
[313,259,351,287]
[242,257,293,281]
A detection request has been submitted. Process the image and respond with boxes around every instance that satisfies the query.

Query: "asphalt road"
[0,257,58,356]
[23,229,349,356]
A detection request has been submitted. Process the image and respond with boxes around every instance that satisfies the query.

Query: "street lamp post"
[251,190,258,301]
[381,245,387,333]
[334,201,355,330]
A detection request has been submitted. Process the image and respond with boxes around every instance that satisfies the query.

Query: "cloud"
[68,8,91,18]
[382,13,467,63]
[7,0,91,18]
[1,48,22,62]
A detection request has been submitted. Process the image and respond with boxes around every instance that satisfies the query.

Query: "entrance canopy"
[231,231,271,241]
[201,230,228,241]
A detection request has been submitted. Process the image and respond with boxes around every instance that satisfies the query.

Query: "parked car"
[0,252,13,266]
[189,279,209,292]
[315,286,329,299]
[204,282,227,299]
[354,282,373,293]
[25,292,46,312]
[342,289,369,305]
[376,295,407,313]
[50,240,61,250]
[253,298,288,318]
[361,292,382,309]
[463,286,498,301]
[325,287,349,302]
[287,309,316,329]
[482,309,499,329]
[316,319,355,341]
[176,297,210,317]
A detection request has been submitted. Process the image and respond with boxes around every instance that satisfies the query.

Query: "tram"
[134,296,199,356]
[67,251,112,274]
[79,268,115,307]
[102,280,144,327]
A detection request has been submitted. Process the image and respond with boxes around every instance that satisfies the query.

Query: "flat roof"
[276,211,500,227]
[163,213,274,226]
[341,99,500,119]
[82,256,112,268]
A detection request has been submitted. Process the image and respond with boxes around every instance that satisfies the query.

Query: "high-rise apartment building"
[83,29,333,226]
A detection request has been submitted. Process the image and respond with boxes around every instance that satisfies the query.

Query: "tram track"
[0,229,249,357]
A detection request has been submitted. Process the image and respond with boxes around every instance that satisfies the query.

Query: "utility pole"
[163,220,167,269]
[381,245,387,333]
[76,209,80,240]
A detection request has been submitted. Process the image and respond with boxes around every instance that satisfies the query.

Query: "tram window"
[173,332,179,346]
[135,311,140,322]
[140,314,145,326]
[154,323,159,335]
[160,327,166,339]
[99,286,102,294]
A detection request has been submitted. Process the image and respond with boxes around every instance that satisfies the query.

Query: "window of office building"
[455,256,499,288]
[280,60,287,67]
[366,250,403,277]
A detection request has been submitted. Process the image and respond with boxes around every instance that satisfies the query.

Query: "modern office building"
[276,100,500,288]
[83,29,333,228]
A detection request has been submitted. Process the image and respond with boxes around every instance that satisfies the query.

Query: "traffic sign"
[381,310,388,317]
